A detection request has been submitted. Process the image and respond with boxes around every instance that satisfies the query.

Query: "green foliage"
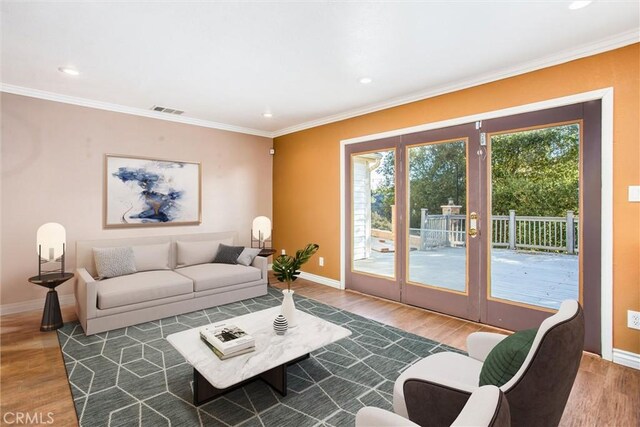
[491,125,579,216]
[371,212,392,231]
[371,151,395,225]
[369,124,579,226]
[272,243,319,290]
[407,141,466,228]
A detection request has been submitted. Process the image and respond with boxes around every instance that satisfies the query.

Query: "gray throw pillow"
[93,246,137,279]
[212,244,244,265]
[237,248,261,266]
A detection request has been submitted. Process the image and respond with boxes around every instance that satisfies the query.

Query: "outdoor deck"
[353,247,578,310]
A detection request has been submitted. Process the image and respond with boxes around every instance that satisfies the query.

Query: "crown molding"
[0,84,274,138]
[272,29,639,138]
[2,29,637,140]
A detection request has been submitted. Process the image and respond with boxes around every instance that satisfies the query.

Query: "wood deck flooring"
[0,275,637,426]
[354,247,579,309]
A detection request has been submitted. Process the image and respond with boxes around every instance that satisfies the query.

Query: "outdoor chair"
[393,300,584,427]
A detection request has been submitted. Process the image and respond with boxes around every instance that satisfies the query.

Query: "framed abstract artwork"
[104,154,201,228]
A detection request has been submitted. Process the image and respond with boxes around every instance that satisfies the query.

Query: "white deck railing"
[415,210,579,254]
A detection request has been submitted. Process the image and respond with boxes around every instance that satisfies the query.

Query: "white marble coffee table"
[166,306,351,405]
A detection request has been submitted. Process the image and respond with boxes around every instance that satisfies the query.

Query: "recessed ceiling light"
[262,112,273,118]
[568,1,592,10]
[359,77,373,84]
[58,67,79,76]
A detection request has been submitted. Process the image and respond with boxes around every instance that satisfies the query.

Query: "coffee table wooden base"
[193,353,309,406]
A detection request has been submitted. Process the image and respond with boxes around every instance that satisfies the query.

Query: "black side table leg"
[41,289,63,331]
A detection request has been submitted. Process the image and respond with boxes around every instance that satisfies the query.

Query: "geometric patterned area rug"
[57,287,462,426]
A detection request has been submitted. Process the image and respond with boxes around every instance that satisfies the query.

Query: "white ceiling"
[1,1,638,137]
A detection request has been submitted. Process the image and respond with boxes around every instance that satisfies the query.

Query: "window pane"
[407,140,467,292]
[490,124,580,309]
[352,150,395,279]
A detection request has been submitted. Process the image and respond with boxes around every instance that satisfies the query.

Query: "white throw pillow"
[132,242,170,272]
[237,248,261,266]
[176,238,233,267]
[93,246,137,279]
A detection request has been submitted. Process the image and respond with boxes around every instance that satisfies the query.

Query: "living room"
[1,2,639,426]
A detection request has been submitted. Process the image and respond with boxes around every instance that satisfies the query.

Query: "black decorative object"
[29,272,74,331]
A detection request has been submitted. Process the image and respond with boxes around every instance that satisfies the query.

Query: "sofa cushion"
[176,263,261,292]
[93,246,137,279]
[212,243,244,264]
[176,238,233,267]
[132,242,171,272]
[97,270,193,310]
[237,247,261,266]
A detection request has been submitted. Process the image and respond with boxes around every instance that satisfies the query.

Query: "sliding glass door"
[344,102,601,353]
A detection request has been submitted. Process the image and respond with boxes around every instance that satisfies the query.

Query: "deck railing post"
[445,214,451,247]
[420,209,427,250]
[508,210,516,250]
[566,211,575,254]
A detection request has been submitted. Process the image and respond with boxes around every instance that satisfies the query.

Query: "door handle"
[468,212,478,237]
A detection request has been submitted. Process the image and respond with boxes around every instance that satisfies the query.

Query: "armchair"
[356,385,510,427]
[393,300,584,427]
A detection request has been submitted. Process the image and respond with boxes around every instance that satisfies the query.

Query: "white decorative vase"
[281,289,298,328]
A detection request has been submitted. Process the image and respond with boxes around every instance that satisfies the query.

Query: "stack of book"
[199,323,255,360]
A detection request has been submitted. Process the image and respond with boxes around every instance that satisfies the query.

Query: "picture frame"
[104,154,202,228]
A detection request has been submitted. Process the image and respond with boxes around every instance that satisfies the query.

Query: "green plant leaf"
[272,243,319,284]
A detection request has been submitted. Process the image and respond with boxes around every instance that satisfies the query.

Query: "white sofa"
[74,231,268,335]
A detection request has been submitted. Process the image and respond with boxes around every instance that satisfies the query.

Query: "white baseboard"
[267,265,341,290]
[612,348,640,370]
[0,294,76,316]
[298,272,342,289]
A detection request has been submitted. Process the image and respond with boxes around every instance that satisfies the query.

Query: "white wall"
[0,93,272,307]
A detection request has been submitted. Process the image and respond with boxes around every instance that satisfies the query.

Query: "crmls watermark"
[2,412,55,425]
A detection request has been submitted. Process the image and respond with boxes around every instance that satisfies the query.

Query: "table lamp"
[37,222,66,278]
[251,216,272,249]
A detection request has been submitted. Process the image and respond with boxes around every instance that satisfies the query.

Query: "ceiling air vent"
[151,105,184,115]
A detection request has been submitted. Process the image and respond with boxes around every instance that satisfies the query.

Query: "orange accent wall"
[274,44,640,354]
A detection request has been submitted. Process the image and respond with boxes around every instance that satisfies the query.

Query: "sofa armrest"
[467,332,509,362]
[355,407,419,427]
[251,256,268,282]
[75,268,98,332]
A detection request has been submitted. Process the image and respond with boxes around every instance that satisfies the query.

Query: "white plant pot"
[281,289,297,328]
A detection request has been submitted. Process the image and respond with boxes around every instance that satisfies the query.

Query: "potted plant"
[272,243,319,327]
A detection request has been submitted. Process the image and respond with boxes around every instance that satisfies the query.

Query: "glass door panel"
[407,139,467,293]
[400,123,479,321]
[488,123,580,310]
[351,149,396,279]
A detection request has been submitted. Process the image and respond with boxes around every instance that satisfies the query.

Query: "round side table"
[28,272,74,332]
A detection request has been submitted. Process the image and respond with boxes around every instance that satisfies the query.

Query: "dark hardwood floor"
[1,275,638,426]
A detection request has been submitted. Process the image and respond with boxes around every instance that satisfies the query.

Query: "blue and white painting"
[105,155,201,227]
